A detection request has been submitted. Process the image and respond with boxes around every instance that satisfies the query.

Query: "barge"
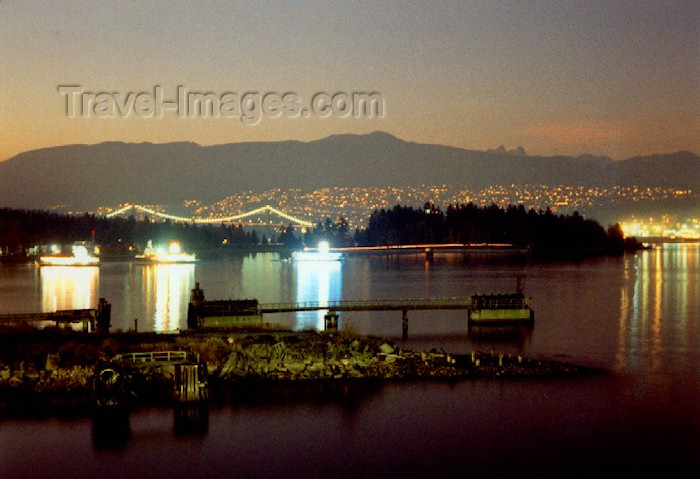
[468,293,534,326]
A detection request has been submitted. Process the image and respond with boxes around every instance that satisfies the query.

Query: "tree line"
[354,203,632,253]
[264,202,633,254]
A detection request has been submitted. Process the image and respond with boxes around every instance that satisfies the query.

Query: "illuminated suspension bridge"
[104,203,315,228]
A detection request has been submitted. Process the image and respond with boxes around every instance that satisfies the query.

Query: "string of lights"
[104,203,314,227]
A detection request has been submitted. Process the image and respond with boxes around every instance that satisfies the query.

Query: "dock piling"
[174,363,208,403]
[402,308,408,340]
[324,311,339,331]
[96,298,111,333]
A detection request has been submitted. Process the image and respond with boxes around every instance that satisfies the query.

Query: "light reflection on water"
[617,243,699,374]
[4,244,698,361]
[294,260,343,330]
[1,245,699,477]
[137,264,195,332]
[40,265,99,312]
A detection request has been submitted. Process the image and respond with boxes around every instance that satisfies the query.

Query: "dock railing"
[114,351,193,364]
[259,298,474,313]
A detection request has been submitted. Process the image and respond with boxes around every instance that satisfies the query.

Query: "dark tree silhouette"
[357,203,628,255]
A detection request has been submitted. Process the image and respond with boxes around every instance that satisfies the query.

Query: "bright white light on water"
[294,259,342,331]
[152,264,195,332]
[168,242,182,254]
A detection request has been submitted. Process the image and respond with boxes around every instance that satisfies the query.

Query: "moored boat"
[135,240,197,264]
[38,245,99,266]
[292,241,344,262]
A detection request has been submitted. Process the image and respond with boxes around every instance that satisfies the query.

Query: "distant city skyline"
[92,183,698,230]
[1,2,698,162]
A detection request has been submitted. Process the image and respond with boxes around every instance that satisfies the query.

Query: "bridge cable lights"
[104,203,314,227]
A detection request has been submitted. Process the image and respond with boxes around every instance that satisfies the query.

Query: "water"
[1,245,699,477]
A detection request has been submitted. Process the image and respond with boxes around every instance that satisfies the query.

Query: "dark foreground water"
[1,244,699,478]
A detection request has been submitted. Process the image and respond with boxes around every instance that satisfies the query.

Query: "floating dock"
[467,293,534,326]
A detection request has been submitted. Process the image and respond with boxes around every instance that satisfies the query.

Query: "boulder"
[286,361,306,374]
[9,376,23,387]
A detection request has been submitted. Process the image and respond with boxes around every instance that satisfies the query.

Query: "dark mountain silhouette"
[0,132,697,210]
[614,151,698,188]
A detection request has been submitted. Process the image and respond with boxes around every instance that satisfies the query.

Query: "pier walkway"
[259,298,473,314]
[0,309,96,332]
[259,298,477,339]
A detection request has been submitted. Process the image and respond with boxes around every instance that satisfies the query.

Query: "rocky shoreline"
[0,329,603,415]
[212,333,596,382]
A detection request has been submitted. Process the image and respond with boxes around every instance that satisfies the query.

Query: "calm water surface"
[1,244,698,478]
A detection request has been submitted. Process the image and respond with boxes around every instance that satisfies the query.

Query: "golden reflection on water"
[40,266,99,312]
[617,243,699,372]
[139,264,195,332]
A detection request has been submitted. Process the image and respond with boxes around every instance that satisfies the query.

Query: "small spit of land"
[0,328,603,415]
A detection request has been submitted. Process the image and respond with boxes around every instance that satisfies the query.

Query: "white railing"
[114,351,190,364]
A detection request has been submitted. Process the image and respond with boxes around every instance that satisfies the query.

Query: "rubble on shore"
[211,333,597,383]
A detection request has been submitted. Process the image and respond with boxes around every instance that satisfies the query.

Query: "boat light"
[318,241,330,254]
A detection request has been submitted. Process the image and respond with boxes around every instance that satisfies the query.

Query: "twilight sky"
[1,1,698,161]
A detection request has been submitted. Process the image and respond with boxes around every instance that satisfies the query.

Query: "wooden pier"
[97,350,208,406]
[186,280,534,339]
[259,298,473,313]
[0,308,97,332]
[259,298,474,339]
[187,289,533,339]
[0,298,111,333]
[93,350,209,438]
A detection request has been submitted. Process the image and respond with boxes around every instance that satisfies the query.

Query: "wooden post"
[402,308,408,340]
[96,298,111,334]
[188,283,205,329]
[324,311,339,331]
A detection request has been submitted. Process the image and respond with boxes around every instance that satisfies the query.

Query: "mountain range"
[0,132,697,211]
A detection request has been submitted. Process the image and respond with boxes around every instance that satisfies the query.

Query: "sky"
[1,1,698,161]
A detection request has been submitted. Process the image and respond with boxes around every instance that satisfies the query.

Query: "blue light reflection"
[294,260,343,331]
